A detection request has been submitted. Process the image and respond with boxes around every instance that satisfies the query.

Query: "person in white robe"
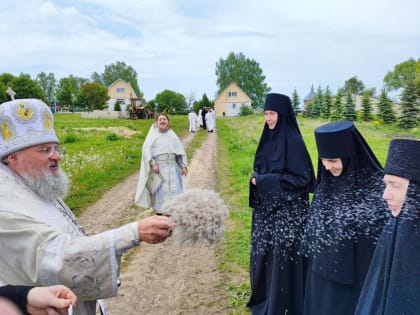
[205,108,215,132]
[197,108,203,128]
[135,113,188,212]
[188,109,198,133]
[0,99,174,315]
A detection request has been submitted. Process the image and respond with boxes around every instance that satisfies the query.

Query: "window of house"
[232,103,236,109]
[117,99,125,105]
[228,91,237,97]
[116,88,125,93]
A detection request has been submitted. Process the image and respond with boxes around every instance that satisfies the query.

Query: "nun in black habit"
[355,139,420,315]
[303,121,388,315]
[248,93,315,315]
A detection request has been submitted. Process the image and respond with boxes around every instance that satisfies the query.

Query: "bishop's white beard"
[20,168,70,201]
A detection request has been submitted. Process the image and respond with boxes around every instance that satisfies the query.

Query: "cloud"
[0,0,418,100]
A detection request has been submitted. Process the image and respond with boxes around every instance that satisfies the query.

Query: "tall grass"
[216,114,419,312]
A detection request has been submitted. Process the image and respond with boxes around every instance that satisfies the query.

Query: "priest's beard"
[20,168,69,201]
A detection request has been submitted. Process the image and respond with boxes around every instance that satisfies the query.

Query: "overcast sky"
[1,0,419,102]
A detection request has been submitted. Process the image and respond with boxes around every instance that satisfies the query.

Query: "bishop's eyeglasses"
[37,146,66,158]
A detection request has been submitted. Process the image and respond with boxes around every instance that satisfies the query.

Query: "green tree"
[361,90,373,122]
[0,82,7,103]
[377,89,396,124]
[195,93,212,111]
[343,92,357,121]
[398,80,419,129]
[291,88,300,115]
[77,82,109,111]
[0,73,14,86]
[384,58,418,91]
[239,105,253,116]
[192,100,202,113]
[415,59,420,97]
[0,73,18,102]
[154,90,187,113]
[10,74,45,101]
[201,93,212,108]
[330,90,344,121]
[36,72,57,104]
[92,61,142,97]
[344,76,365,96]
[114,101,122,111]
[344,76,365,107]
[321,86,332,119]
[56,75,88,109]
[310,86,323,118]
[302,99,313,118]
[215,52,271,109]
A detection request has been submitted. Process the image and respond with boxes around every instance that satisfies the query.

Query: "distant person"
[0,284,77,315]
[355,138,420,315]
[197,108,203,128]
[247,93,315,314]
[188,109,198,133]
[303,121,388,315]
[0,98,174,315]
[205,108,215,132]
[201,107,208,130]
[135,113,188,212]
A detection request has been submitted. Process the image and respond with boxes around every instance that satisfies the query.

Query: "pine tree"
[302,99,313,117]
[377,89,396,124]
[361,91,373,121]
[291,88,301,115]
[330,90,343,121]
[310,86,323,118]
[343,91,357,121]
[398,80,419,129]
[321,86,332,119]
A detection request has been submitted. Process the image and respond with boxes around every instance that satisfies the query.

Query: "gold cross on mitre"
[6,87,16,100]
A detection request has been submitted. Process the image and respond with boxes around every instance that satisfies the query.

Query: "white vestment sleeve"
[39,222,139,301]
[0,213,139,302]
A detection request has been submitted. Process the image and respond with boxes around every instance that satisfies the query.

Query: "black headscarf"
[356,138,420,315]
[306,121,386,283]
[251,93,315,206]
[248,93,315,314]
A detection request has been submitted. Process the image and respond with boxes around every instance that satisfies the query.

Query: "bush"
[106,132,121,141]
[63,134,78,144]
[238,105,253,116]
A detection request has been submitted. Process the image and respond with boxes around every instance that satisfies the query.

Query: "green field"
[54,112,419,312]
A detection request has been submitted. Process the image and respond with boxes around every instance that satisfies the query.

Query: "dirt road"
[78,130,230,314]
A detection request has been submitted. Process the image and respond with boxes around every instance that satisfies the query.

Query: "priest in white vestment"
[188,109,198,133]
[205,108,215,132]
[0,99,174,315]
[135,113,188,212]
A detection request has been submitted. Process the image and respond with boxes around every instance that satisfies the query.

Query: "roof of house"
[214,82,252,103]
[107,79,138,99]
